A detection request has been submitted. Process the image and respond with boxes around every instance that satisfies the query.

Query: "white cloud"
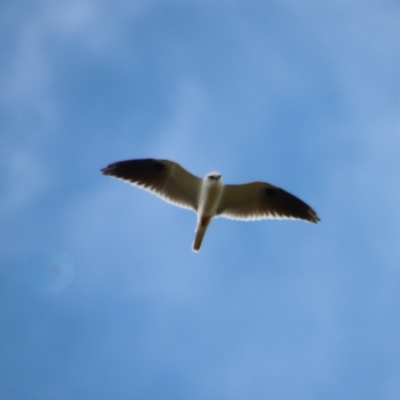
[1,0,150,130]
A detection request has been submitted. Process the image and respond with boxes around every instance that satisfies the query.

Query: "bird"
[101,158,320,252]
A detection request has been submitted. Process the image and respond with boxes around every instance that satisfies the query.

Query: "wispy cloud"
[2,1,400,399]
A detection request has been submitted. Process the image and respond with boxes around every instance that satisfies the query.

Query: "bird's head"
[206,172,221,181]
[205,172,222,186]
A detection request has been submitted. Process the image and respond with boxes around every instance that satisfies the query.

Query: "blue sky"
[2,0,400,399]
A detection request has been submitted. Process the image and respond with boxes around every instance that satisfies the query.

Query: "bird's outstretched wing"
[101,159,201,211]
[217,182,320,223]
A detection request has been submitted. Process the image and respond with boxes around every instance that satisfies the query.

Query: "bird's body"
[193,173,224,251]
[101,158,320,252]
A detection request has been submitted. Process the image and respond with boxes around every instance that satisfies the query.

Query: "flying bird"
[101,158,320,252]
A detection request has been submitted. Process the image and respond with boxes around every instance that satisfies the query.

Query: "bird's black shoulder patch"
[264,187,278,196]
[152,160,165,172]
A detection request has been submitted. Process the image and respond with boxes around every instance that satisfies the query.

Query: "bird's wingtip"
[307,208,320,224]
[101,164,114,175]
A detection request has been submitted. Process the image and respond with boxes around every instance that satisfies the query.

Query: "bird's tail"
[192,216,211,252]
